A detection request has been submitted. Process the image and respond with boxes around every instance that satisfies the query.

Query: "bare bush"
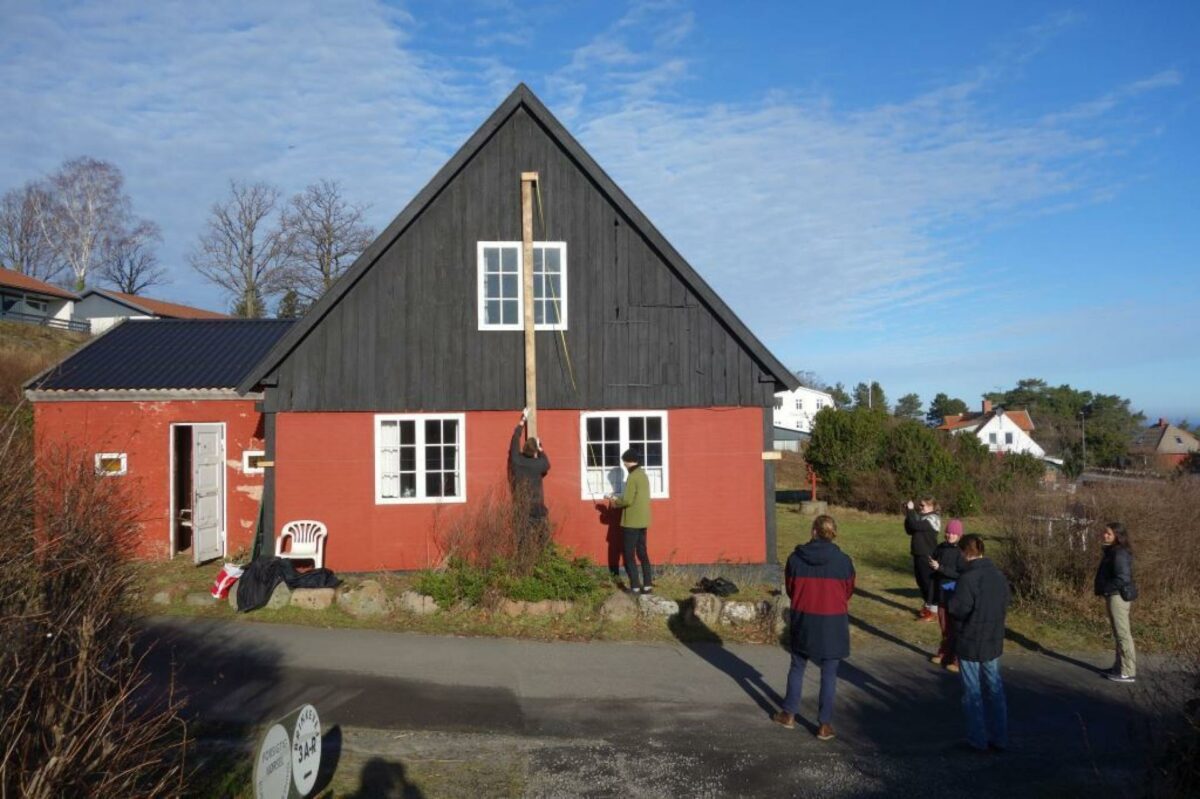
[0,411,187,798]
[435,482,550,577]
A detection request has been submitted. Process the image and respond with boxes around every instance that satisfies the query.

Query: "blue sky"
[2,1,1197,420]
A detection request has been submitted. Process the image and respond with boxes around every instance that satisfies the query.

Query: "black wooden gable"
[240,84,798,412]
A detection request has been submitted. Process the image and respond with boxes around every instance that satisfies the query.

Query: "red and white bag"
[210,563,245,600]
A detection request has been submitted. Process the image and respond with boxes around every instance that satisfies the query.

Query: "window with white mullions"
[376,414,465,504]
[580,411,669,498]
[477,241,567,330]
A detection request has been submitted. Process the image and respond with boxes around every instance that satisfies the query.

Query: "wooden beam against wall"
[521,171,539,438]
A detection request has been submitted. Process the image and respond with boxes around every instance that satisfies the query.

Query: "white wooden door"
[192,424,224,564]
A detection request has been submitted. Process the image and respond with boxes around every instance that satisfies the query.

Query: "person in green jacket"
[608,448,653,594]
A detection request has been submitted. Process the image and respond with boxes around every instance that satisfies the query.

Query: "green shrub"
[805,407,888,498]
[416,547,606,607]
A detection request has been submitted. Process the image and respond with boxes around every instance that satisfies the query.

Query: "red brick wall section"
[33,400,266,559]
[274,408,767,572]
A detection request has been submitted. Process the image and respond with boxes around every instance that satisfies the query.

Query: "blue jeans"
[959,658,1008,750]
[781,652,840,725]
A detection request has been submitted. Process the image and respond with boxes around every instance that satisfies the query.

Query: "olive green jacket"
[614,467,651,528]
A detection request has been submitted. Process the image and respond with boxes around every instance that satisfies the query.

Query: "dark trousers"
[913,556,937,607]
[781,652,840,725]
[621,527,653,590]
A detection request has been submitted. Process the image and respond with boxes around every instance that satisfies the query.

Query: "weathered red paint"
[274,408,766,572]
[33,400,266,558]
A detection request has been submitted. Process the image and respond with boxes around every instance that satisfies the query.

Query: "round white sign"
[290,704,322,796]
[253,723,292,799]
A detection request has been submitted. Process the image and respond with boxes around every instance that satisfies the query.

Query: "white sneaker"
[1106,673,1136,684]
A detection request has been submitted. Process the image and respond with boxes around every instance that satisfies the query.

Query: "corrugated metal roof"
[29,318,294,391]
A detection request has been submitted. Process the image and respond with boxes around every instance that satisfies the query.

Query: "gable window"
[477,242,567,331]
[795,398,803,410]
[375,414,466,504]
[94,452,127,476]
[988,432,998,445]
[1004,432,1014,445]
[773,397,783,410]
[580,411,668,499]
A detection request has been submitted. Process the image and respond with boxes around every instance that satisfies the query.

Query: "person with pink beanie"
[928,518,967,671]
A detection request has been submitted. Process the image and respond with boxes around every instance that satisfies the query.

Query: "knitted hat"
[946,518,964,538]
[621,448,641,465]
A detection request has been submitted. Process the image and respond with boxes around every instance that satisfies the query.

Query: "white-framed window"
[579,411,669,499]
[795,398,803,410]
[94,452,127,476]
[988,432,998,445]
[375,413,466,504]
[242,450,267,475]
[476,241,567,331]
[1004,432,1014,445]
[773,397,783,410]
[816,399,825,410]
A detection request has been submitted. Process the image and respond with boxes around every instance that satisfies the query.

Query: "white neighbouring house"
[939,400,1046,458]
[773,385,836,450]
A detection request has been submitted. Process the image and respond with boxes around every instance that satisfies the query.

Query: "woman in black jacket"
[1094,522,1137,683]
[904,496,942,621]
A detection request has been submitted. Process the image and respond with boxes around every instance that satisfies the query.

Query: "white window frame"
[374,413,467,505]
[988,432,998,445]
[1004,432,1014,446]
[94,452,127,477]
[476,241,568,331]
[242,449,266,475]
[578,411,669,499]
[795,398,803,410]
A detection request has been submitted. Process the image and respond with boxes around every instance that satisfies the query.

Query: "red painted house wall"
[273,407,766,572]
[34,400,266,558]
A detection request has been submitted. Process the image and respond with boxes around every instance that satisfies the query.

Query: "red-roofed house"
[1130,418,1200,471]
[939,400,1046,458]
[75,288,229,333]
[0,267,88,332]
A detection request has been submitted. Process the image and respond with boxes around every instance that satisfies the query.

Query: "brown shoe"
[816,723,836,741]
[771,711,795,729]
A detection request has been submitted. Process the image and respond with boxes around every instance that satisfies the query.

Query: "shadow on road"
[1004,628,1104,674]
[668,605,783,717]
[349,757,427,798]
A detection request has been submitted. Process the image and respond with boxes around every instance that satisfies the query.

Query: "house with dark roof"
[238,84,798,573]
[75,287,229,333]
[939,400,1046,458]
[1130,418,1200,471]
[0,267,88,332]
[26,319,293,562]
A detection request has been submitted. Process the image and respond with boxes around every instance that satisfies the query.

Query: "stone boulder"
[767,594,790,637]
[499,599,528,617]
[291,588,336,610]
[638,594,679,618]
[396,590,438,616]
[600,591,638,622]
[266,583,293,610]
[684,592,723,628]
[152,590,173,606]
[720,600,762,626]
[338,580,391,617]
[525,599,573,617]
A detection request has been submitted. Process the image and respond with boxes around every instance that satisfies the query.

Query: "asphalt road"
[143,618,1174,798]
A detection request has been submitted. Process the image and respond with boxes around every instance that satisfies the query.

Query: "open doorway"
[170,423,226,563]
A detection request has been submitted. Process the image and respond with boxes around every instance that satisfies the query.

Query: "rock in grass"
[524,599,572,616]
[768,594,790,636]
[685,593,723,627]
[638,593,679,618]
[600,591,638,622]
[720,600,761,626]
[152,590,173,606]
[266,583,292,610]
[396,590,438,616]
[338,579,391,617]
[500,599,528,617]
[291,588,336,610]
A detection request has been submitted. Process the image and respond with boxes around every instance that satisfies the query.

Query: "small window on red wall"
[94,453,127,476]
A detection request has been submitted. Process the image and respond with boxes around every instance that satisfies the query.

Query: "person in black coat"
[1094,521,1138,682]
[948,534,1010,751]
[928,518,967,670]
[904,496,942,621]
[510,407,551,545]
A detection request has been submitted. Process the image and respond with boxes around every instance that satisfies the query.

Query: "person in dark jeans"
[608,448,652,593]
[510,408,550,547]
[949,534,1010,752]
[904,496,942,621]
[772,514,856,741]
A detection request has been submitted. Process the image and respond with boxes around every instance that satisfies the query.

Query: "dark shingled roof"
[27,319,294,392]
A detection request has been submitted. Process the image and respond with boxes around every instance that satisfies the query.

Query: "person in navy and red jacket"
[772,514,856,741]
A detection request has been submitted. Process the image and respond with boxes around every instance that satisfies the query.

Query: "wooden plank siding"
[268,104,780,413]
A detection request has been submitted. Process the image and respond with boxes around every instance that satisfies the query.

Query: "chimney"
[982,399,993,414]
[1159,418,1169,428]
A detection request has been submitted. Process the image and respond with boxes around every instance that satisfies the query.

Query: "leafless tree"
[189,180,290,318]
[98,219,166,295]
[0,181,60,280]
[280,179,375,303]
[37,157,132,290]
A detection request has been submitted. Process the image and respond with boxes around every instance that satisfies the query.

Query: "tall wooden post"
[521,171,539,438]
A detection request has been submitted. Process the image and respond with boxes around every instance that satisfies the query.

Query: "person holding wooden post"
[608,449,653,594]
[511,407,550,546]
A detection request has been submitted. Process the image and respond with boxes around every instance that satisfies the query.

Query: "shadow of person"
[1004,627,1104,673]
[349,757,427,799]
[848,614,931,658]
[667,605,784,718]
[854,586,921,614]
[594,502,623,577]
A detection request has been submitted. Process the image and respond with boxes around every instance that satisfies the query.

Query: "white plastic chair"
[276,520,327,569]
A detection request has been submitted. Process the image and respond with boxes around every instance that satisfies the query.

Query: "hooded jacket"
[904,509,942,557]
[948,557,1010,662]
[785,539,856,660]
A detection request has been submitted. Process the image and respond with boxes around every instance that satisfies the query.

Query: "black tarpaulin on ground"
[236,557,341,613]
